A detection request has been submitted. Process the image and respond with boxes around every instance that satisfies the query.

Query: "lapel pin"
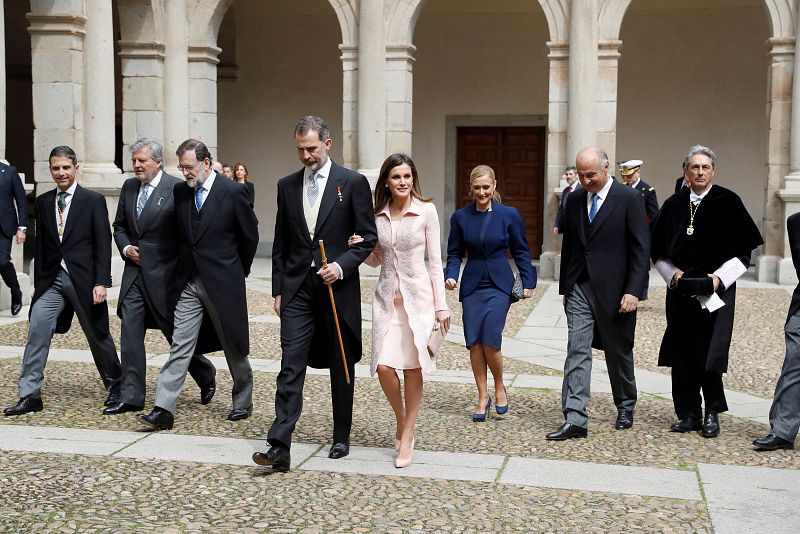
[337,185,343,202]
[157,197,164,206]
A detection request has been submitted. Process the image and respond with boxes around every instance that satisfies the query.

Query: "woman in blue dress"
[445,165,537,421]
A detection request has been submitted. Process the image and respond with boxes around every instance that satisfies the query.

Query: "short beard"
[187,166,208,189]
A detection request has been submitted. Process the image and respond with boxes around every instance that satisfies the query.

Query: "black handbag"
[676,269,715,297]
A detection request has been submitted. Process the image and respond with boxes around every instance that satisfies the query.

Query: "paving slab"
[500,457,702,501]
[301,445,503,482]
[0,424,142,456]
[699,463,800,533]
[115,433,319,468]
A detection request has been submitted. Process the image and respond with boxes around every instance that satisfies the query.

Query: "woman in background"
[233,161,255,205]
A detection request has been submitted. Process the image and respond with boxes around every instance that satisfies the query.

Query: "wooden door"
[456,126,545,257]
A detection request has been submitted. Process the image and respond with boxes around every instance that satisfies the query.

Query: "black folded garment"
[676,269,715,297]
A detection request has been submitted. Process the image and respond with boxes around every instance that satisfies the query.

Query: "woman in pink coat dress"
[349,153,450,468]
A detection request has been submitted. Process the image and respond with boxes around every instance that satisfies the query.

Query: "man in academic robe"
[753,212,800,451]
[252,116,377,471]
[4,146,121,416]
[137,139,258,430]
[651,145,762,438]
[105,138,216,415]
[546,146,650,441]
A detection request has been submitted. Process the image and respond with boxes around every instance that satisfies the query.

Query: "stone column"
[385,44,415,156]
[340,44,358,170]
[118,41,165,172]
[27,5,86,193]
[774,33,800,284]
[596,40,622,168]
[539,41,570,280]
[356,0,385,187]
[567,0,598,161]
[188,46,221,159]
[0,0,6,161]
[163,0,189,169]
[80,0,122,180]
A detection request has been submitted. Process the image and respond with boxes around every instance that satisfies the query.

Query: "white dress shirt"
[586,176,614,217]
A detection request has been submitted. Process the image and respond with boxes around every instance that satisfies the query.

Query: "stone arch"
[385,0,426,44]
[763,0,796,39]
[328,0,358,46]
[187,0,234,48]
[597,0,632,41]
[116,0,163,43]
[537,0,568,43]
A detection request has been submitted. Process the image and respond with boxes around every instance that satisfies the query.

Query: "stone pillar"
[539,41,570,280]
[80,0,122,180]
[356,0,385,186]
[760,37,794,283]
[27,5,86,193]
[163,0,189,169]
[567,0,598,161]
[596,40,622,168]
[0,0,6,161]
[340,44,358,170]
[118,41,165,172]
[188,46,221,159]
[385,44,415,156]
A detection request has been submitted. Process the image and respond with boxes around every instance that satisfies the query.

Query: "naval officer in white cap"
[619,159,659,222]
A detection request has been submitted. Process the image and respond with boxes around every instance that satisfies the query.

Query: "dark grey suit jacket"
[0,161,28,238]
[113,172,182,332]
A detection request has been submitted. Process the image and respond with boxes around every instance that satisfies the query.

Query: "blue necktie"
[136,184,150,219]
[195,187,204,211]
[589,193,599,222]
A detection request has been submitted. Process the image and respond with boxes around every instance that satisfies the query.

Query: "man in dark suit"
[252,116,377,471]
[754,212,800,451]
[553,166,579,235]
[4,146,121,416]
[137,139,258,430]
[105,138,216,415]
[546,147,650,440]
[0,159,28,315]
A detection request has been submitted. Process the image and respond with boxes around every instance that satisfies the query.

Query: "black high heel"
[472,397,492,422]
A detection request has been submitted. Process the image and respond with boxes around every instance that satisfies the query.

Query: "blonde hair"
[469,165,502,203]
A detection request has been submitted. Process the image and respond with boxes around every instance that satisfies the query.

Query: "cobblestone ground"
[0,451,711,533]
[1,358,795,471]
[623,287,789,399]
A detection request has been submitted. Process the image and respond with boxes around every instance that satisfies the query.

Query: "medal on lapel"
[337,185,343,202]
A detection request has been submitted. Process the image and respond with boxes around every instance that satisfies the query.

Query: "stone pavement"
[0,261,798,532]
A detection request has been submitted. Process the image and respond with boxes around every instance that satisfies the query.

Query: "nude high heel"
[394,437,415,468]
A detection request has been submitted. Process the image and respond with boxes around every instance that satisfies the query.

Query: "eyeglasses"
[177,160,202,174]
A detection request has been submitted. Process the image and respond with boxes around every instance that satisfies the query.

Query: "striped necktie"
[136,183,150,219]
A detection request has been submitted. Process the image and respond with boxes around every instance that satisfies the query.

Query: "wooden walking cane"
[319,240,351,385]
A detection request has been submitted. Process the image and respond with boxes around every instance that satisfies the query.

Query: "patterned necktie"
[195,187,204,211]
[589,193,599,222]
[136,183,150,219]
[57,191,69,212]
[307,172,319,207]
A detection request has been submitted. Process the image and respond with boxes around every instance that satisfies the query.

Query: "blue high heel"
[496,386,509,415]
[472,397,492,422]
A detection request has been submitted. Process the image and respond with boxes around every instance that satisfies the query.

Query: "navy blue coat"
[0,161,28,238]
[445,201,537,301]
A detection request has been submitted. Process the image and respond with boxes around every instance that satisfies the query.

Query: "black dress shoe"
[702,412,720,438]
[200,380,216,405]
[252,446,291,472]
[3,397,43,416]
[136,407,174,430]
[104,388,121,407]
[10,290,22,316]
[545,422,588,441]
[615,409,634,430]
[103,402,143,416]
[753,434,794,451]
[227,405,252,421]
[670,417,703,433]
[328,442,350,459]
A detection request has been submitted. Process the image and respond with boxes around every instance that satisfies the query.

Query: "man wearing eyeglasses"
[106,138,217,416]
[137,139,258,430]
